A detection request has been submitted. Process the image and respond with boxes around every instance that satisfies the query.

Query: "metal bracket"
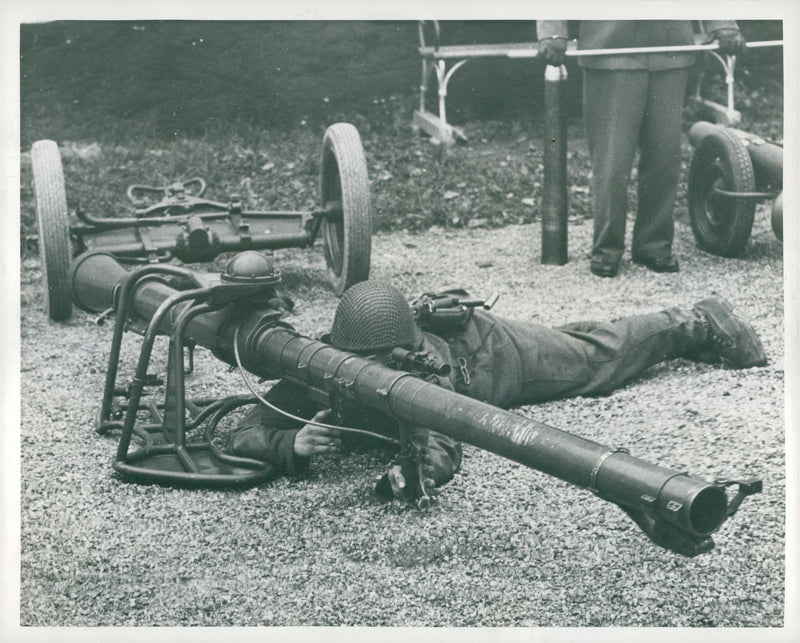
[714,477,763,516]
[397,421,433,509]
[127,178,207,207]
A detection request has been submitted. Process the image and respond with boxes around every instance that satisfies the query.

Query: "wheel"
[319,123,372,296]
[688,128,756,257]
[31,140,73,320]
[771,192,783,241]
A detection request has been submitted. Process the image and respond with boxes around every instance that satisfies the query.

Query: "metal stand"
[96,263,275,488]
[690,52,741,125]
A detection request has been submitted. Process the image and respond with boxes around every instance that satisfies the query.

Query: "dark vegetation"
[19,21,783,258]
[20,19,782,142]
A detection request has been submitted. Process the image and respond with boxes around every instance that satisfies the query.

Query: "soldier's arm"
[226,379,322,476]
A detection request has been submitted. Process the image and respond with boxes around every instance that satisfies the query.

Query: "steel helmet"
[330,280,422,353]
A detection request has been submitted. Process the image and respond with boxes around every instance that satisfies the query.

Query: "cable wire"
[232,324,401,446]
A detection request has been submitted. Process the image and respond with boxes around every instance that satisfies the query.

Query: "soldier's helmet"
[330,280,422,353]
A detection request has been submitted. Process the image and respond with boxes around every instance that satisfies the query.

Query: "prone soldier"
[226,280,767,498]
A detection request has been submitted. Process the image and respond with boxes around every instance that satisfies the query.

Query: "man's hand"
[711,28,747,57]
[539,37,567,66]
[293,409,342,457]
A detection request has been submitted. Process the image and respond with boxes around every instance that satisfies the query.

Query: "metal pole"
[506,40,784,59]
[541,64,569,265]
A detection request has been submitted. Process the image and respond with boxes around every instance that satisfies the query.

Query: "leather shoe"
[633,256,679,273]
[590,260,619,278]
[692,297,768,368]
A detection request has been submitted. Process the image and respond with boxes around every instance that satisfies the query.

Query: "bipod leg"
[114,301,275,488]
[166,301,214,472]
[113,286,210,463]
[397,421,433,509]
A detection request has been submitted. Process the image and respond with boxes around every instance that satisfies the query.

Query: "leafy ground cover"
[19,53,783,256]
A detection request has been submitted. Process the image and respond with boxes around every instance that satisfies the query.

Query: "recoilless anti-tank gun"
[58,245,762,558]
[31,123,762,558]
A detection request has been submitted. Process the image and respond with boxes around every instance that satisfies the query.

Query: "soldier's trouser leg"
[583,69,648,265]
[502,307,706,404]
[631,67,690,263]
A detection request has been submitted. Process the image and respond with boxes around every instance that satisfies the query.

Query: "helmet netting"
[331,280,422,352]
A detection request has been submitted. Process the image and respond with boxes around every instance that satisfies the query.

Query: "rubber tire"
[31,140,73,320]
[319,123,372,296]
[771,192,783,241]
[688,128,756,257]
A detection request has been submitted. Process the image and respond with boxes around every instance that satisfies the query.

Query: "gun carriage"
[31,122,373,321]
[687,121,783,256]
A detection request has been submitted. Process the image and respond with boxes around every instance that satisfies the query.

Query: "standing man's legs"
[583,69,648,272]
[632,67,690,266]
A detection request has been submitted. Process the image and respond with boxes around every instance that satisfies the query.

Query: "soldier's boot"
[691,297,768,369]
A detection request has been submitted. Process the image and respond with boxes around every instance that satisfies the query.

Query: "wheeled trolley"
[687,121,783,256]
[31,122,373,320]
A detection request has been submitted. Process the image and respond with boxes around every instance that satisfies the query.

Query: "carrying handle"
[127,178,207,206]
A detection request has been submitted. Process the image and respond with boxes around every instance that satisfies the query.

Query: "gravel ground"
[17,196,787,630]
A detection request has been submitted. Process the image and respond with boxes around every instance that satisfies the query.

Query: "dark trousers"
[495,307,705,404]
[583,67,690,265]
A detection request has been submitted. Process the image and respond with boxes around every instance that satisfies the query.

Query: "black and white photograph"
[3,1,797,639]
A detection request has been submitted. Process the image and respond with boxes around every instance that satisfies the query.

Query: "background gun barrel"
[70,252,735,548]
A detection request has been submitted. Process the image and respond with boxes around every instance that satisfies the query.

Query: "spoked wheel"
[688,128,756,257]
[31,139,73,320]
[319,123,372,296]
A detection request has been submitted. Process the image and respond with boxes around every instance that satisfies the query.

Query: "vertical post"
[541,64,569,265]
[418,21,428,114]
[436,60,452,143]
[725,55,736,122]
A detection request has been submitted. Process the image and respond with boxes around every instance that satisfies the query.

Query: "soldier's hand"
[711,28,747,57]
[293,410,342,457]
[539,37,567,66]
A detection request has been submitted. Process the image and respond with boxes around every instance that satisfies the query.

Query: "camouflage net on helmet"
[330,280,422,353]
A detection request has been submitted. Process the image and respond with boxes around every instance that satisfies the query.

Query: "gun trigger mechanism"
[397,422,433,510]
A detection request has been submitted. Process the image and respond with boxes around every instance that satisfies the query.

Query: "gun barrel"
[246,324,728,540]
[69,251,752,554]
